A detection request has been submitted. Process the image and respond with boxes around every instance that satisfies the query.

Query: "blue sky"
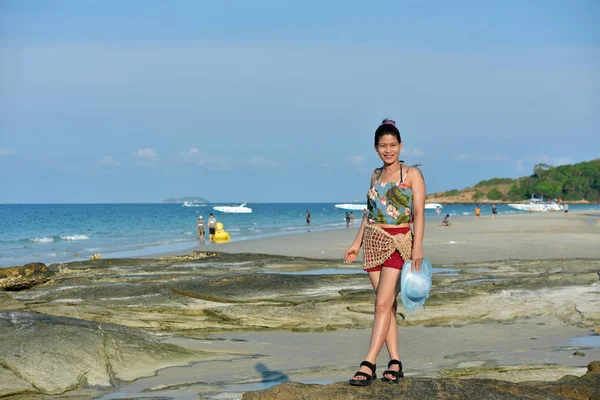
[1,0,598,203]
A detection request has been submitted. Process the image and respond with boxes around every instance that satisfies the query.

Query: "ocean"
[1,202,598,268]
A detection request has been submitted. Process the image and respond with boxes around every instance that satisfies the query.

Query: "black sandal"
[349,361,377,386]
[381,359,404,383]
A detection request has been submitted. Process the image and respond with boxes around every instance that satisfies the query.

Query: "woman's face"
[375,134,402,164]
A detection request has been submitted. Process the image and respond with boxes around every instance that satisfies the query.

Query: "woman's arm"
[410,168,426,271]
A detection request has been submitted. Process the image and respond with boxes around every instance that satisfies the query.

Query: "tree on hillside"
[533,163,551,180]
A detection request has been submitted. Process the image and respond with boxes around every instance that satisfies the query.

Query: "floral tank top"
[366,166,413,225]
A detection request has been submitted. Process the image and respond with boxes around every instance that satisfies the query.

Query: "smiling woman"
[344,119,426,386]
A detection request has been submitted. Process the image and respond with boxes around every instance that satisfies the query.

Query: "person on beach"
[436,206,441,219]
[196,216,205,241]
[492,204,498,220]
[207,214,217,241]
[564,203,569,217]
[306,211,311,226]
[442,214,451,226]
[344,119,425,386]
[475,205,481,220]
[346,212,351,228]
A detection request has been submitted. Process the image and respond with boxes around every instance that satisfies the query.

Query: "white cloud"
[248,155,279,169]
[0,147,15,156]
[99,156,119,167]
[181,148,233,170]
[402,148,425,157]
[348,155,367,166]
[453,153,507,163]
[133,148,159,166]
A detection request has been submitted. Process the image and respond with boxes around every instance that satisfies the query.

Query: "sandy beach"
[1,210,599,399]
[200,210,600,264]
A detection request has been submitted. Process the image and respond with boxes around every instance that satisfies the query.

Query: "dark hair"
[374,119,401,147]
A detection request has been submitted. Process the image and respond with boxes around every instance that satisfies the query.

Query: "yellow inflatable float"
[213,222,231,243]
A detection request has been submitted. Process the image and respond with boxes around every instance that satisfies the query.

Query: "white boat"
[507,196,564,212]
[425,203,443,210]
[545,202,565,212]
[182,201,204,207]
[213,202,253,213]
[335,203,367,211]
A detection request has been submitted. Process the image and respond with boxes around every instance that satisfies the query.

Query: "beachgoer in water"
[436,206,441,219]
[207,214,217,241]
[344,118,426,386]
[197,216,205,241]
[346,212,351,228]
[306,211,311,226]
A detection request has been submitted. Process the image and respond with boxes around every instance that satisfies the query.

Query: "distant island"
[426,159,600,204]
[161,197,210,204]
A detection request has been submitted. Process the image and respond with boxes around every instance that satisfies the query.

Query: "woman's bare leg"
[352,267,402,380]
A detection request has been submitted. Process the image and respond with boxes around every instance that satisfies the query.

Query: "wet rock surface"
[0,252,598,397]
[242,361,600,399]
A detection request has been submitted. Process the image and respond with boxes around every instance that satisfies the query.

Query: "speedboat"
[544,202,565,212]
[334,203,367,211]
[507,196,564,212]
[213,202,253,213]
[425,203,443,210]
[182,201,204,207]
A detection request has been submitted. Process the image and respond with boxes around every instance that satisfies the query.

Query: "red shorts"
[364,227,411,272]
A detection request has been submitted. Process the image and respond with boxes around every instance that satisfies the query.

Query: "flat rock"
[242,362,600,399]
[0,366,35,397]
[0,311,205,396]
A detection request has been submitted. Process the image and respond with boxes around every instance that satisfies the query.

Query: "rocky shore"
[243,361,600,400]
[1,248,599,398]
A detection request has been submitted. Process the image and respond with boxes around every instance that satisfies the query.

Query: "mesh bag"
[362,224,413,270]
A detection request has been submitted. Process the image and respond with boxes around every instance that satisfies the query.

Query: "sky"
[1,0,599,203]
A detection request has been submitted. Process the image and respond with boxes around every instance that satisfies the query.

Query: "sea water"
[1,203,598,268]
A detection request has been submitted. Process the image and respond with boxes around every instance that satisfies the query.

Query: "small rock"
[573,351,586,357]
[0,263,54,291]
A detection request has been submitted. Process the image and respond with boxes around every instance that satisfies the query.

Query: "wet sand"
[106,317,599,399]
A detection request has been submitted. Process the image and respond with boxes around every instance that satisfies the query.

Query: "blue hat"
[400,257,433,312]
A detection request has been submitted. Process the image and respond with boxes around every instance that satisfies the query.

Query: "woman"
[344,119,425,386]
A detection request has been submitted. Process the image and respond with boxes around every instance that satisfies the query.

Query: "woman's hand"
[344,244,360,263]
[411,248,424,272]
